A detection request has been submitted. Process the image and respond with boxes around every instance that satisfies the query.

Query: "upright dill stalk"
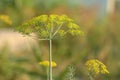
[16,14,84,80]
[49,37,52,80]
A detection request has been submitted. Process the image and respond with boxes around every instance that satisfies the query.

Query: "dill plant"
[65,65,76,80]
[16,14,84,80]
[85,59,109,80]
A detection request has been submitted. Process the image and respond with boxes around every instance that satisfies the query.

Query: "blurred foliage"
[0,14,12,27]
[0,0,120,80]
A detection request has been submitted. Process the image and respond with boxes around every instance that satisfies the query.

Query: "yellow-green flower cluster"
[17,14,84,38]
[0,15,12,25]
[49,14,73,24]
[85,59,109,75]
[39,61,57,67]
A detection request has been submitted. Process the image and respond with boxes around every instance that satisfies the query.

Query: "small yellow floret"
[39,61,57,67]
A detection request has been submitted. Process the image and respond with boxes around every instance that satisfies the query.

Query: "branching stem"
[52,23,63,38]
[38,39,50,40]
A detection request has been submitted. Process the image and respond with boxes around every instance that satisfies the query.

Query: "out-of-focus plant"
[16,14,84,80]
[0,14,12,25]
[65,65,76,80]
[85,59,109,80]
[0,47,18,80]
[0,14,12,27]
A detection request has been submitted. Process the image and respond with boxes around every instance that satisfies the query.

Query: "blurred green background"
[0,0,120,80]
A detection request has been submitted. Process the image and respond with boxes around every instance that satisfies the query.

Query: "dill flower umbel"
[39,61,57,67]
[85,59,109,76]
[0,15,12,25]
[17,14,84,37]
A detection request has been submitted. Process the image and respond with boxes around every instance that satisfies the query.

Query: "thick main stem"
[49,39,52,80]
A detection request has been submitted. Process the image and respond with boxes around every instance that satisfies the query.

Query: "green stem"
[52,23,63,38]
[88,73,94,80]
[47,67,49,80]
[38,39,50,40]
[49,39,52,80]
